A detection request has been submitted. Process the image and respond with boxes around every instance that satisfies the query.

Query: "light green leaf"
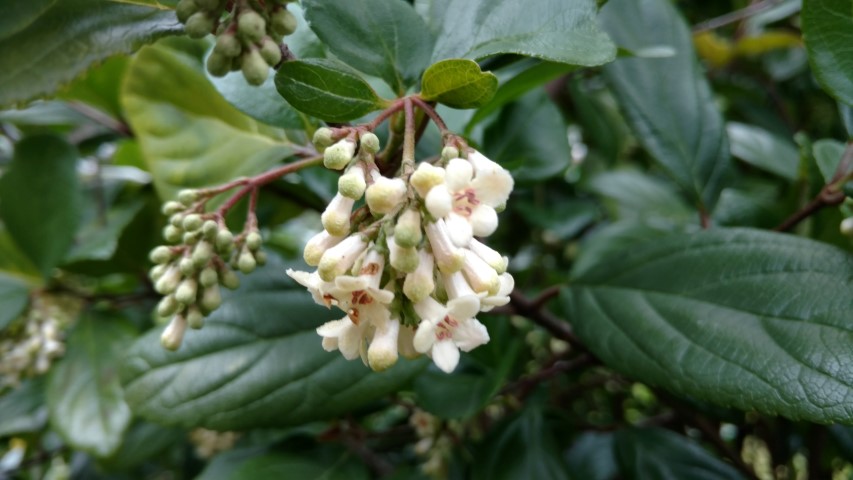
[120,258,425,430]
[430,0,615,67]
[802,0,853,105]
[813,139,847,183]
[727,122,799,180]
[0,378,47,437]
[601,0,732,210]
[483,90,570,181]
[47,313,135,458]
[420,59,497,109]
[275,59,387,122]
[122,45,294,200]
[302,0,433,93]
[562,228,853,423]
[0,0,181,107]
[0,134,82,278]
[614,428,745,480]
[58,55,130,120]
[0,273,30,331]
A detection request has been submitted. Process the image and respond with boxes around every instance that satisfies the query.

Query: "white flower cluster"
[287,136,514,373]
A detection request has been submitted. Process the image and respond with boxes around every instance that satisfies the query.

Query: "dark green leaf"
[564,432,618,480]
[562,228,853,424]
[209,69,304,130]
[57,56,129,119]
[430,0,615,67]
[230,453,369,480]
[802,0,853,105]
[0,273,30,331]
[65,200,145,264]
[840,103,853,139]
[302,0,433,92]
[614,428,745,480]
[0,378,48,437]
[120,258,425,430]
[601,0,732,210]
[727,122,799,180]
[421,59,498,109]
[101,421,184,470]
[570,221,681,279]
[275,59,387,122]
[586,170,694,224]
[47,313,135,457]
[0,0,181,107]
[483,90,570,181]
[813,139,847,183]
[516,199,599,242]
[121,45,294,200]
[0,134,82,277]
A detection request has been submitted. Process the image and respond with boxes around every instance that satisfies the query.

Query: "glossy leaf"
[0,134,81,277]
[47,313,135,457]
[0,0,181,107]
[122,45,294,200]
[275,59,386,122]
[562,228,853,423]
[0,378,47,437]
[586,170,694,223]
[302,0,433,92]
[601,0,732,210]
[421,59,498,109]
[614,428,745,480]
[430,0,615,67]
[0,273,30,331]
[813,139,847,183]
[120,258,425,430]
[802,0,853,105]
[727,122,799,180]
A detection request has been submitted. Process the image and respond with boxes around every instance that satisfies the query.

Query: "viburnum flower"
[413,295,490,373]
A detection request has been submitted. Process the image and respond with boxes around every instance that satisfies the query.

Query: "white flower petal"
[316,318,352,337]
[447,295,481,320]
[337,324,362,360]
[368,318,400,371]
[413,320,437,353]
[445,158,473,192]
[453,319,490,352]
[425,184,453,219]
[470,204,498,237]
[414,296,447,322]
[446,212,473,247]
[432,339,461,373]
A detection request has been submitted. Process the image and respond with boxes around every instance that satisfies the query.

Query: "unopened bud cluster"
[176,0,298,85]
[288,132,515,373]
[151,189,266,350]
[0,294,81,390]
[189,428,241,459]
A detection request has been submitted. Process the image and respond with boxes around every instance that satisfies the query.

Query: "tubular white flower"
[316,317,363,360]
[461,249,500,295]
[442,270,483,301]
[468,238,508,274]
[321,193,355,237]
[444,211,473,247]
[286,268,334,307]
[161,315,188,351]
[403,249,435,302]
[410,162,446,198]
[338,163,367,199]
[368,317,400,371]
[329,250,394,326]
[467,150,514,207]
[318,235,367,281]
[413,295,489,373]
[365,172,407,215]
[303,230,345,267]
[424,219,464,273]
[480,272,514,311]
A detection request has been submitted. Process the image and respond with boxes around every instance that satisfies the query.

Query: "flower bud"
[163,224,183,243]
[183,230,202,245]
[368,319,400,372]
[186,306,205,329]
[155,266,181,295]
[175,278,198,304]
[254,250,267,266]
[157,294,181,317]
[469,238,508,274]
[161,315,187,351]
[177,189,198,206]
[214,32,242,58]
[365,176,406,215]
[403,250,435,303]
[324,139,356,170]
[462,249,500,295]
[215,229,234,253]
[192,241,214,267]
[303,230,344,266]
[182,214,203,232]
[237,10,266,43]
[394,208,422,247]
[360,132,380,154]
[170,213,185,227]
[338,164,367,199]
[219,267,240,290]
[202,220,219,240]
[199,267,218,287]
[441,146,460,161]
[270,7,297,36]
[241,48,269,86]
[389,239,419,273]
[149,264,168,282]
[312,127,334,150]
[179,256,197,276]
[246,231,262,251]
[176,0,200,23]
[842,217,853,237]
[321,193,355,237]
[318,235,367,282]
[185,11,214,39]
[259,37,282,66]
[410,163,445,198]
[149,246,173,264]
[162,201,184,216]
[207,51,231,77]
[425,220,464,273]
[200,285,222,313]
[237,248,257,273]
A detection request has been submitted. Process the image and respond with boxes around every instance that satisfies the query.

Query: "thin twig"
[500,353,593,398]
[508,290,586,351]
[692,0,783,33]
[215,154,322,216]
[66,101,132,136]
[411,97,448,132]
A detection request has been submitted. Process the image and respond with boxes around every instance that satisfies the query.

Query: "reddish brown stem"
[366,100,405,131]
[410,96,448,132]
[215,155,322,217]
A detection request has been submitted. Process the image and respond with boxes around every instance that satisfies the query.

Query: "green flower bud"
[202,220,219,240]
[324,139,356,170]
[237,10,266,43]
[199,267,218,287]
[149,264,168,282]
[237,248,257,273]
[360,132,380,154]
[241,48,269,86]
[219,267,240,290]
[207,51,231,77]
[185,11,215,39]
[270,7,297,36]
[176,0,200,23]
[186,306,205,329]
[246,231,262,251]
[390,243,419,273]
[441,146,460,161]
[192,241,214,267]
[157,294,181,317]
[259,37,282,66]
[254,249,267,266]
[161,315,187,351]
[175,278,198,304]
[170,213,185,227]
[177,189,198,206]
[162,201,184,216]
[215,229,234,253]
[394,208,423,247]
[214,32,242,57]
[163,224,183,243]
[841,217,853,237]
[149,246,174,264]
[200,285,222,313]
[179,256,197,276]
[183,231,202,245]
[338,167,367,199]
[183,214,203,232]
[155,266,181,295]
[312,127,334,150]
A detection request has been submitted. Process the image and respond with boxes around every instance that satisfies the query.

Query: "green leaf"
[420,59,498,109]
[483,90,570,181]
[586,170,694,224]
[727,122,799,180]
[565,432,618,480]
[614,428,745,480]
[275,59,387,122]
[0,273,30,331]
[58,55,130,119]
[600,0,732,210]
[101,421,184,470]
[0,0,181,107]
[571,221,681,279]
[122,45,294,200]
[302,0,432,92]
[840,103,853,139]
[813,139,847,183]
[210,69,304,130]
[562,228,853,424]
[47,313,135,458]
[0,378,47,437]
[802,0,853,105]
[230,453,369,480]
[120,258,425,430]
[0,134,82,277]
[430,0,615,67]
[65,200,145,264]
